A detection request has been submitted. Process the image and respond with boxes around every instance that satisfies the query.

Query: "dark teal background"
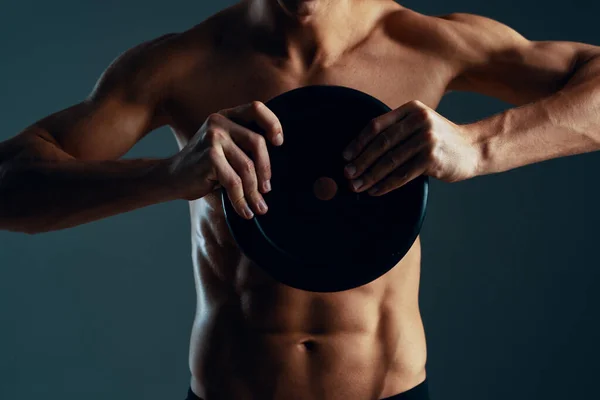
[1,1,599,399]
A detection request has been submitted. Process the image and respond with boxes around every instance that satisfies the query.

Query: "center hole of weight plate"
[313,177,338,201]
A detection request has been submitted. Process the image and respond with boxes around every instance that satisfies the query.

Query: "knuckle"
[251,134,267,148]
[271,121,283,133]
[206,113,224,127]
[206,147,221,161]
[409,100,424,108]
[368,119,381,135]
[378,132,391,151]
[242,157,255,174]
[385,153,398,169]
[250,101,264,113]
[415,107,430,122]
[423,128,436,143]
[424,146,437,162]
[216,108,229,116]
[228,176,243,190]
[204,127,225,142]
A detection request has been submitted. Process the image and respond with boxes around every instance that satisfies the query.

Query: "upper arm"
[2,33,179,163]
[439,13,600,104]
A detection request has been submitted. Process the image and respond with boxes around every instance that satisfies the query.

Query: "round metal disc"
[223,85,428,292]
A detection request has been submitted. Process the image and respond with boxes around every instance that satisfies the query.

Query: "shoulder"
[90,9,233,104]
[437,12,528,50]
[387,9,522,39]
[90,32,189,103]
[384,9,527,61]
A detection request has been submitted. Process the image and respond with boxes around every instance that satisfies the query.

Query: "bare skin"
[2,1,600,399]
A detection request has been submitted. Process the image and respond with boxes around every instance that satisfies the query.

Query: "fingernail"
[257,199,268,214]
[243,205,255,219]
[263,180,271,193]
[343,150,353,161]
[352,179,364,192]
[273,134,284,146]
[345,164,356,177]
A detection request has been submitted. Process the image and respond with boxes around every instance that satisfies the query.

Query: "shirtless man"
[1,1,600,399]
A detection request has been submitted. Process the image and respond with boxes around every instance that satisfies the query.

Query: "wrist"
[464,115,504,177]
[148,157,184,201]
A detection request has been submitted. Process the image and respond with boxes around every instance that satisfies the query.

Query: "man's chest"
[166,42,454,143]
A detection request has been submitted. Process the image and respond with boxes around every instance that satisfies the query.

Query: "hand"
[168,101,283,219]
[342,100,480,196]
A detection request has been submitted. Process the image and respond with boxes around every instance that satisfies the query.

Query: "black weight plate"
[223,85,428,292]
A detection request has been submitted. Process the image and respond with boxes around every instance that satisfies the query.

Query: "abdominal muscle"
[188,196,427,400]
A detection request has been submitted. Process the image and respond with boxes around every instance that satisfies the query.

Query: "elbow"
[0,159,14,231]
[1,225,46,235]
[20,227,51,236]
[0,159,44,235]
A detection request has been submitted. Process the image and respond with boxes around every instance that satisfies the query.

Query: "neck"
[244,0,398,69]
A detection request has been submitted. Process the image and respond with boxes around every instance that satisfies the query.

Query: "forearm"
[470,56,600,175]
[0,157,177,234]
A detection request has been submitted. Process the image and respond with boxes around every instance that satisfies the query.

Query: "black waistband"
[381,379,430,400]
[186,379,430,400]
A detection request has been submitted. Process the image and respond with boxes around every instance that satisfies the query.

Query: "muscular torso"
[163,4,457,399]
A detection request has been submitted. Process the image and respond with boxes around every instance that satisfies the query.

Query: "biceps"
[21,96,159,162]
[451,40,592,104]
[11,33,178,162]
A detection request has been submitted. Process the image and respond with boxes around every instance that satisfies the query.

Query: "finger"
[351,132,428,192]
[219,118,272,194]
[209,147,255,220]
[220,101,284,146]
[222,141,268,216]
[367,153,428,196]
[345,110,427,180]
[203,113,271,193]
[343,100,424,161]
